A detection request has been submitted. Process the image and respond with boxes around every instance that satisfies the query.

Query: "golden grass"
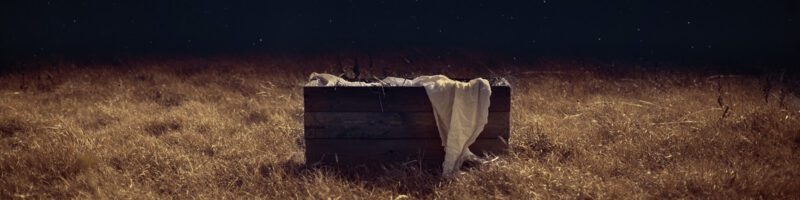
[1,53,799,199]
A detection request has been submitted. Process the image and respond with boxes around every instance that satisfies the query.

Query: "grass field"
[1,52,799,199]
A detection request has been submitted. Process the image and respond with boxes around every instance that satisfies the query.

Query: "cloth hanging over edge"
[305,73,492,177]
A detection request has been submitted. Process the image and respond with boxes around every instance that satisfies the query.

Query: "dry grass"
[1,52,799,199]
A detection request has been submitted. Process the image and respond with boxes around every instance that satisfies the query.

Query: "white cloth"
[306,73,492,176]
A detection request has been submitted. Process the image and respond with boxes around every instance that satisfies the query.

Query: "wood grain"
[305,138,508,165]
[305,112,509,139]
[303,85,511,166]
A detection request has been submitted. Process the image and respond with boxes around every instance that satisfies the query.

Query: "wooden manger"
[304,84,510,166]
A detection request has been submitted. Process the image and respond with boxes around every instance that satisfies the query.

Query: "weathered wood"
[305,138,507,165]
[305,112,509,139]
[303,84,511,166]
[303,86,510,112]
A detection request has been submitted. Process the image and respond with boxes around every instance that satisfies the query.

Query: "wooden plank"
[305,138,508,165]
[305,112,509,139]
[303,86,510,112]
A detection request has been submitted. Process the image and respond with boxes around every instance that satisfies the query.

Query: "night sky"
[1,0,798,63]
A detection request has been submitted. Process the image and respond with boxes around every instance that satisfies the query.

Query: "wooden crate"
[304,85,510,166]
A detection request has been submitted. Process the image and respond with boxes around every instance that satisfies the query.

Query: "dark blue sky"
[1,0,797,61]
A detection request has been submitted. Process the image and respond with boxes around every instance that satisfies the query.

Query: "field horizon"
[1,52,799,199]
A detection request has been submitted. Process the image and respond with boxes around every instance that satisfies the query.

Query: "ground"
[1,51,799,199]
